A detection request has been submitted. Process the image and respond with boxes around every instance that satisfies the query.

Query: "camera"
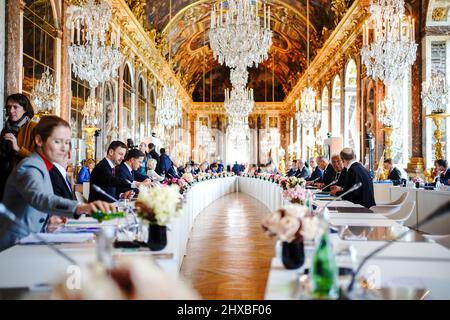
[126,138,138,149]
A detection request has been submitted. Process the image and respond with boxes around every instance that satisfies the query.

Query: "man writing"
[115,148,152,197]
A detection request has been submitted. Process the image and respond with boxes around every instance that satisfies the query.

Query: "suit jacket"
[295,167,311,179]
[0,152,78,251]
[286,168,297,177]
[115,162,149,197]
[149,150,160,173]
[387,167,402,185]
[158,154,179,178]
[306,166,323,182]
[439,169,450,185]
[320,164,336,184]
[338,162,376,208]
[89,158,131,202]
[49,166,75,200]
[77,166,90,184]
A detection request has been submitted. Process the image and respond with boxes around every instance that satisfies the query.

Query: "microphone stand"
[345,200,450,297]
[319,178,339,192]
[0,204,78,266]
[320,182,363,209]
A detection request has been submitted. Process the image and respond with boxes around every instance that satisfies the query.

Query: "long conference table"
[1,176,450,299]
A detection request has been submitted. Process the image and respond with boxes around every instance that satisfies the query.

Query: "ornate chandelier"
[156,85,182,128]
[68,0,122,89]
[361,0,417,85]
[224,87,254,118]
[31,67,59,115]
[297,0,320,131]
[209,0,272,69]
[227,116,250,148]
[230,66,249,89]
[82,95,102,127]
[196,123,211,147]
[421,72,449,114]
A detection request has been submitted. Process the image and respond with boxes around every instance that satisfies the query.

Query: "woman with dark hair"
[0,115,114,251]
[0,93,38,200]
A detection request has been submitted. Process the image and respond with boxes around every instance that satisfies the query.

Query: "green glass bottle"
[91,211,125,223]
[310,230,339,299]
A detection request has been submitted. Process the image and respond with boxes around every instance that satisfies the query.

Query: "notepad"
[18,233,95,244]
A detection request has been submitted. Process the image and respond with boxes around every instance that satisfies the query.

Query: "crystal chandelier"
[421,72,449,114]
[156,85,182,128]
[361,0,417,85]
[68,0,122,89]
[224,87,254,118]
[209,0,272,69]
[297,0,320,131]
[81,95,102,127]
[230,66,249,89]
[31,67,59,115]
[377,94,395,127]
[196,123,211,147]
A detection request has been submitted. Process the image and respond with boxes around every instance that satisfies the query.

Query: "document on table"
[18,233,95,244]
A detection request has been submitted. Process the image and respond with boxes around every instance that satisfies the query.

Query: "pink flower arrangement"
[282,186,313,205]
[412,176,424,184]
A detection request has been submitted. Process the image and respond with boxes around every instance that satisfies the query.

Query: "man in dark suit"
[158,148,179,178]
[89,141,134,203]
[115,148,152,197]
[49,150,75,200]
[295,159,311,179]
[383,158,402,185]
[314,155,342,191]
[286,160,297,177]
[306,156,324,183]
[148,143,160,173]
[435,159,450,185]
[330,148,376,208]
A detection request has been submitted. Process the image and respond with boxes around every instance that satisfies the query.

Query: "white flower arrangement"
[261,205,320,242]
[196,172,207,181]
[136,185,182,226]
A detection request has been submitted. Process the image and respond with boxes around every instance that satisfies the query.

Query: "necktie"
[112,167,116,176]
[335,172,340,181]
[65,175,72,193]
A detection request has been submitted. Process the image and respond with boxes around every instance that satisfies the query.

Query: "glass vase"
[147,224,167,251]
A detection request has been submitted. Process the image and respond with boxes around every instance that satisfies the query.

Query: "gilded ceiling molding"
[284,0,370,112]
[106,0,192,111]
[191,102,289,116]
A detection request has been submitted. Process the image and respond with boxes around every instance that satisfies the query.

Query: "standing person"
[138,142,148,176]
[158,148,179,178]
[0,94,38,200]
[330,148,376,208]
[0,116,114,251]
[148,143,160,171]
[88,141,135,202]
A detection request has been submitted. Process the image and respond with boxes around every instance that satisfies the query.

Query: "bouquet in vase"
[282,186,314,205]
[135,185,183,225]
[196,172,207,181]
[181,173,194,184]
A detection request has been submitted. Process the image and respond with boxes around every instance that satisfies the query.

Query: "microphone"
[320,178,339,192]
[0,203,78,266]
[320,182,363,209]
[91,184,120,203]
[346,200,450,295]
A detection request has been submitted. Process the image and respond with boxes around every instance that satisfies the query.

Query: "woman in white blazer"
[0,116,113,251]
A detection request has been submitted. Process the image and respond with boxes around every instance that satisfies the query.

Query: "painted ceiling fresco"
[142,0,354,102]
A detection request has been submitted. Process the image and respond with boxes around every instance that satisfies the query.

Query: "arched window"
[136,77,146,143]
[344,59,359,155]
[320,86,329,141]
[331,76,341,136]
[122,64,133,140]
[22,0,57,95]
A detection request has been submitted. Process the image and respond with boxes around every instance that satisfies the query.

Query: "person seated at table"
[286,160,297,177]
[232,161,242,175]
[115,148,152,197]
[138,142,149,176]
[330,148,376,208]
[316,155,347,191]
[210,162,220,173]
[383,158,402,185]
[77,158,95,184]
[306,156,324,183]
[435,159,450,185]
[295,159,310,179]
[50,146,75,200]
[89,141,135,202]
[217,160,224,173]
[147,158,164,182]
[191,163,200,175]
[0,116,114,252]
[308,157,331,186]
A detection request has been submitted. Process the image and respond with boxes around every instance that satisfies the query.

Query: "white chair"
[370,193,408,214]
[386,201,415,225]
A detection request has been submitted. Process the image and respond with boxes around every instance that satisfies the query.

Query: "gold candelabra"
[426,113,450,160]
[83,126,98,160]
[382,126,394,160]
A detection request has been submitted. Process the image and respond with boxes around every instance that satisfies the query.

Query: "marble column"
[60,0,71,121]
[407,0,426,173]
[5,0,23,95]
[0,0,5,127]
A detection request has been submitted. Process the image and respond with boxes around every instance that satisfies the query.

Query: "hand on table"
[47,215,68,233]
[330,185,343,196]
[76,201,116,215]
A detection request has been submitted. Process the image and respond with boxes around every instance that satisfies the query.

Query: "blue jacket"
[158,154,179,179]
[439,169,450,185]
[115,162,149,197]
[77,166,90,184]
